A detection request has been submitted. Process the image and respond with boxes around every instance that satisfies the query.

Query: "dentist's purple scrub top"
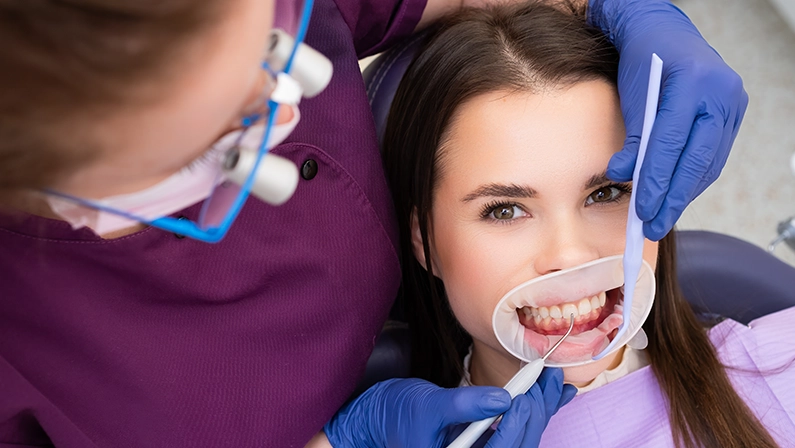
[0,0,425,446]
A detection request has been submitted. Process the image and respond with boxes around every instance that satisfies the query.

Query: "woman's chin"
[562,346,625,388]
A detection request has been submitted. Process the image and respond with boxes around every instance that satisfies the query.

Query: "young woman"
[383,3,792,447]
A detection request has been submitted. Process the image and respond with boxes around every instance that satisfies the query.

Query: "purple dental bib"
[538,306,795,447]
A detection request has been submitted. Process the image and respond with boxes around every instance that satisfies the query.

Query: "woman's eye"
[586,185,626,205]
[487,204,526,221]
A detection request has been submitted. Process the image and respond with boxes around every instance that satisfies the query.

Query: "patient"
[383,2,793,447]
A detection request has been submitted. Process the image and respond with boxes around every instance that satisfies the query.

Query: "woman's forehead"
[439,83,624,190]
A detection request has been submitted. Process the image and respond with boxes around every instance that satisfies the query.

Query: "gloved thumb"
[558,384,578,410]
[607,142,638,183]
[433,386,511,428]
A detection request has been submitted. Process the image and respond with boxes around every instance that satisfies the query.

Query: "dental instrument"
[769,217,795,254]
[594,54,663,360]
[447,314,576,448]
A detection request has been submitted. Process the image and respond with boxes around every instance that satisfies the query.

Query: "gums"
[517,288,621,337]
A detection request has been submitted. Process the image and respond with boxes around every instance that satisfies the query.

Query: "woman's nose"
[533,217,600,275]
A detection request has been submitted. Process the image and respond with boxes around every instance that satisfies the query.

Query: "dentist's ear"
[410,209,428,271]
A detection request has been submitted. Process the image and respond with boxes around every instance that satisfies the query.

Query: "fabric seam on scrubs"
[0,224,157,244]
[0,355,100,447]
[292,142,401,262]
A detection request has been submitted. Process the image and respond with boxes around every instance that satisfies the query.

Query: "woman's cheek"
[643,240,660,271]
[436,229,526,339]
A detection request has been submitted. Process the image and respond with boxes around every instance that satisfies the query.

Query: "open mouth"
[516,288,622,337]
[513,287,625,363]
[492,255,656,366]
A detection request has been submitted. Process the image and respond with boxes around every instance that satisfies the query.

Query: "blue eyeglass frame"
[45,0,315,243]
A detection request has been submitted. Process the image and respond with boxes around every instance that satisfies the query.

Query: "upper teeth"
[521,291,606,321]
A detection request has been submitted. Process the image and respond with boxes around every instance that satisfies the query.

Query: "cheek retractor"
[447,315,576,448]
[492,255,655,367]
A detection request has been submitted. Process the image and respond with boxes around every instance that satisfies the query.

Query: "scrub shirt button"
[301,159,318,180]
[174,216,188,239]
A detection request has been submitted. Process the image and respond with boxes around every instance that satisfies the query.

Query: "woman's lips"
[517,288,624,363]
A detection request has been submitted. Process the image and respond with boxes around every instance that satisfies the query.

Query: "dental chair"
[352,36,795,396]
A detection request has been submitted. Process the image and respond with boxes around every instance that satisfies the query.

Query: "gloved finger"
[692,107,737,200]
[690,69,748,199]
[634,84,700,224]
[519,384,547,448]
[484,395,532,448]
[434,386,512,428]
[607,134,641,183]
[534,367,564,417]
[558,384,578,410]
[644,112,723,239]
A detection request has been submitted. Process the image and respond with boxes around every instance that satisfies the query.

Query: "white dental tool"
[447,315,576,448]
[594,54,663,360]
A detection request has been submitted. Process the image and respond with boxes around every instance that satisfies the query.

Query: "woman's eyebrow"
[584,171,611,190]
[462,183,537,202]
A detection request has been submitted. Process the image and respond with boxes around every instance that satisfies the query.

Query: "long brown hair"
[0,0,226,190]
[382,3,778,447]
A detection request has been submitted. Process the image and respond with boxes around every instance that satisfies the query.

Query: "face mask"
[47,106,300,236]
[492,255,656,367]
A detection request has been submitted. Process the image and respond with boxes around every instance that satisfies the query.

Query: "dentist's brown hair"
[382,2,777,448]
[0,0,226,190]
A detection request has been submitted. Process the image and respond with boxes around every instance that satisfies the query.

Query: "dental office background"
[360,0,795,267]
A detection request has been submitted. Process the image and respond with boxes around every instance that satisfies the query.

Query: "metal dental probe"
[447,314,576,448]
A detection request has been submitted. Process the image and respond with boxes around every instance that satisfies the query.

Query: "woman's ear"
[410,210,428,271]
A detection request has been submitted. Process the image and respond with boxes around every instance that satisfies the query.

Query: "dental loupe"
[223,143,301,206]
[222,29,334,207]
[267,29,333,98]
[492,255,656,367]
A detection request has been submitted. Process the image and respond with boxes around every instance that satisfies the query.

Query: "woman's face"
[417,81,659,386]
[53,0,278,199]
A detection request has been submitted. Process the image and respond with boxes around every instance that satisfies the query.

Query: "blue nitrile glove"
[324,378,511,448]
[483,368,577,448]
[589,0,748,241]
[445,368,577,448]
[324,369,575,448]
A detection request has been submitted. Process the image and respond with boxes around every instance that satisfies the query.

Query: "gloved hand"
[445,368,577,448]
[324,368,576,448]
[588,0,748,241]
[481,368,577,448]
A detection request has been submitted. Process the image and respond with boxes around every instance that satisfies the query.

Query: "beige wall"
[674,0,795,266]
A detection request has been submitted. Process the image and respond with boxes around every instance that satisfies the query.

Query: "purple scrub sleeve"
[0,0,426,446]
